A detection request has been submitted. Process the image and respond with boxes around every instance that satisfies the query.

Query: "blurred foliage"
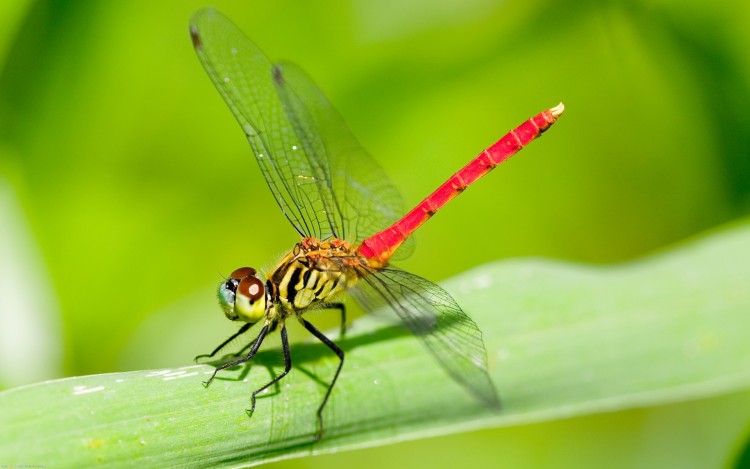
[0,0,748,467]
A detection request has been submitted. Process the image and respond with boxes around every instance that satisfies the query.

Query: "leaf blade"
[1,222,749,467]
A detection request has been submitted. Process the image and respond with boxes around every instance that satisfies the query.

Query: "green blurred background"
[1,0,749,467]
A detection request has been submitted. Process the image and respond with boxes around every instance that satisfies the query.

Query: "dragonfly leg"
[300,318,344,441]
[194,323,252,362]
[203,324,269,387]
[247,324,292,416]
[234,321,278,356]
[320,302,346,338]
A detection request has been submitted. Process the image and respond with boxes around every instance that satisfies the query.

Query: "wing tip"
[189,8,224,50]
[483,390,502,411]
[189,25,202,50]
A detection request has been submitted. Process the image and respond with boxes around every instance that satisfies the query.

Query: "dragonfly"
[190,8,563,440]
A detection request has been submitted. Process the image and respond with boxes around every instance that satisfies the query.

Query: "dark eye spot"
[224,279,238,292]
[238,276,264,301]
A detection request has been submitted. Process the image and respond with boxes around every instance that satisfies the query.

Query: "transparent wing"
[350,266,500,408]
[191,9,413,253]
[273,62,413,254]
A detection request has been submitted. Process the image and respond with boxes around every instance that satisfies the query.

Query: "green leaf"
[1,222,749,468]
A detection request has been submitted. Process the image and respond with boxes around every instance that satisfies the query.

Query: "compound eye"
[238,276,264,302]
[230,267,256,280]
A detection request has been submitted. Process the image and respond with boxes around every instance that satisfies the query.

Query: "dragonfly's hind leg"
[320,302,346,338]
[300,318,344,441]
[247,324,292,416]
[204,324,269,387]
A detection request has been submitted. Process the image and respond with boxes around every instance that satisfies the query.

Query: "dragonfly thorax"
[218,267,268,323]
[272,237,362,313]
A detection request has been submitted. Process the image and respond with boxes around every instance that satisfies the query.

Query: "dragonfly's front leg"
[194,323,252,362]
[204,323,270,387]
[232,321,278,356]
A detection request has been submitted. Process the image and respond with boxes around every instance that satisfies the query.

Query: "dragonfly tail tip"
[550,102,565,118]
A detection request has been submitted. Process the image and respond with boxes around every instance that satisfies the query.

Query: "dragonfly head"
[217,267,267,323]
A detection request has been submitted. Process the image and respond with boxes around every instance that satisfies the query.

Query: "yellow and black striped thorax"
[271,238,361,313]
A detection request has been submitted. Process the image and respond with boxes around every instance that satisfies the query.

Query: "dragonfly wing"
[272,62,412,255]
[191,9,333,238]
[351,266,500,408]
[191,9,413,256]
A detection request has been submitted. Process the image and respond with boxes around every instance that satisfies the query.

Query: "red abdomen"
[358,104,564,264]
